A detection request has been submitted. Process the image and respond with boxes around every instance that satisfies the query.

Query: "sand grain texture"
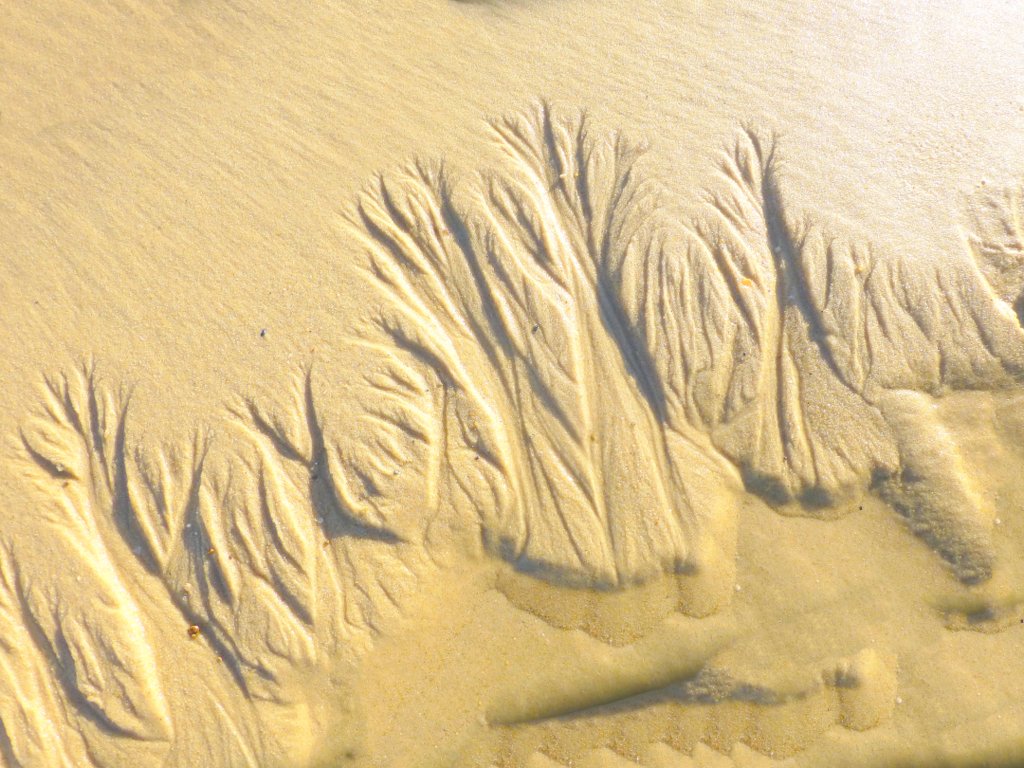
[2,2,1024,767]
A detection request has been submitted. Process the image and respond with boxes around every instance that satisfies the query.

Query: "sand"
[1,1,1024,766]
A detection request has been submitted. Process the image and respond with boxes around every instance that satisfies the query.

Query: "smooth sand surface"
[1,2,1024,766]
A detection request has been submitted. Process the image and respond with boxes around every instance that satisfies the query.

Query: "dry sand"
[1,2,1023,767]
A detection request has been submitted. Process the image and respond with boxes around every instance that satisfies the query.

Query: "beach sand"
[1,2,1023,766]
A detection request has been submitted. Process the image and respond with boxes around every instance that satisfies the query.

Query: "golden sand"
[1,2,1023,766]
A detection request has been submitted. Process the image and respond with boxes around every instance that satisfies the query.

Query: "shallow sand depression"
[2,2,1024,767]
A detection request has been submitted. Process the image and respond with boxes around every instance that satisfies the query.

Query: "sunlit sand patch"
[3,102,1024,766]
